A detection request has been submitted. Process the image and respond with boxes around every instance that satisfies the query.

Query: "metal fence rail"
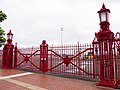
[14,47,40,71]
[13,43,100,79]
[0,42,119,83]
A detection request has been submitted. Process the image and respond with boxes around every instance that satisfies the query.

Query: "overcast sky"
[0,0,120,47]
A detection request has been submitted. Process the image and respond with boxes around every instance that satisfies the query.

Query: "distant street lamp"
[60,27,64,45]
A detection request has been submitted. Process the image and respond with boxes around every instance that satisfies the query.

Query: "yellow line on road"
[5,78,47,90]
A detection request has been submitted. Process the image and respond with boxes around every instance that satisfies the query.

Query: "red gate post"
[95,4,118,88]
[14,43,17,68]
[2,30,14,69]
[92,37,99,78]
[40,40,48,73]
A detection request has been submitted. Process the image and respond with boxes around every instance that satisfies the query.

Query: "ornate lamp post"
[95,4,118,88]
[98,4,110,31]
[2,30,14,69]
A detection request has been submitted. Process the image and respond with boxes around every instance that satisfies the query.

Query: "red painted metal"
[14,43,17,68]
[0,50,3,68]
[48,43,99,78]
[40,40,48,73]
[7,30,13,42]
[1,31,119,88]
[14,44,40,71]
[13,42,100,79]
[95,4,119,88]
[114,32,120,85]
[2,30,14,69]
[0,3,120,89]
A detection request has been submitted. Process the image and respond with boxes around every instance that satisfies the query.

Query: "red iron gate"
[14,43,40,71]
[14,42,100,79]
[47,43,99,78]
[114,32,120,84]
[13,39,120,82]
[1,4,120,89]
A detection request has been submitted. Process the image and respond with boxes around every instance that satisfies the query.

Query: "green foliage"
[0,27,6,47]
[0,27,5,35]
[0,11,7,22]
[0,11,7,47]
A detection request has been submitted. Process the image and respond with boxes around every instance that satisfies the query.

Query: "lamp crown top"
[100,3,107,11]
[7,30,13,35]
[42,40,46,44]
[98,3,110,13]
[102,3,105,9]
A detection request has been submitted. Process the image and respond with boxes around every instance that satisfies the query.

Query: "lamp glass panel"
[101,12,106,22]
[7,34,13,40]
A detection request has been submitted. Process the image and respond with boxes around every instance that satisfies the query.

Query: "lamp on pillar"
[95,4,118,88]
[2,30,14,69]
[98,3,110,31]
[7,30,13,44]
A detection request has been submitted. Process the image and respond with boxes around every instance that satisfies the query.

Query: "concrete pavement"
[0,69,112,90]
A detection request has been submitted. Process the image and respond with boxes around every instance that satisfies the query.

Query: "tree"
[0,11,7,47]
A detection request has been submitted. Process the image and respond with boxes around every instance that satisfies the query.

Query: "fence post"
[92,38,99,78]
[14,43,17,68]
[2,30,14,69]
[40,40,48,73]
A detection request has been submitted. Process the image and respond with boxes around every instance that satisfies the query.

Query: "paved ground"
[0,69,115,90]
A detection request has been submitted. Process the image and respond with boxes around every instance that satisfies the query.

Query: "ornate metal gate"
[14,43,40,71]
[114,32,120,84]
[13,41,100,79]
[1,4,120,89]
[47,43,99,78]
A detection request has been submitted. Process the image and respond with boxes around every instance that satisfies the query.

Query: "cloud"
[0,0,120,47]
